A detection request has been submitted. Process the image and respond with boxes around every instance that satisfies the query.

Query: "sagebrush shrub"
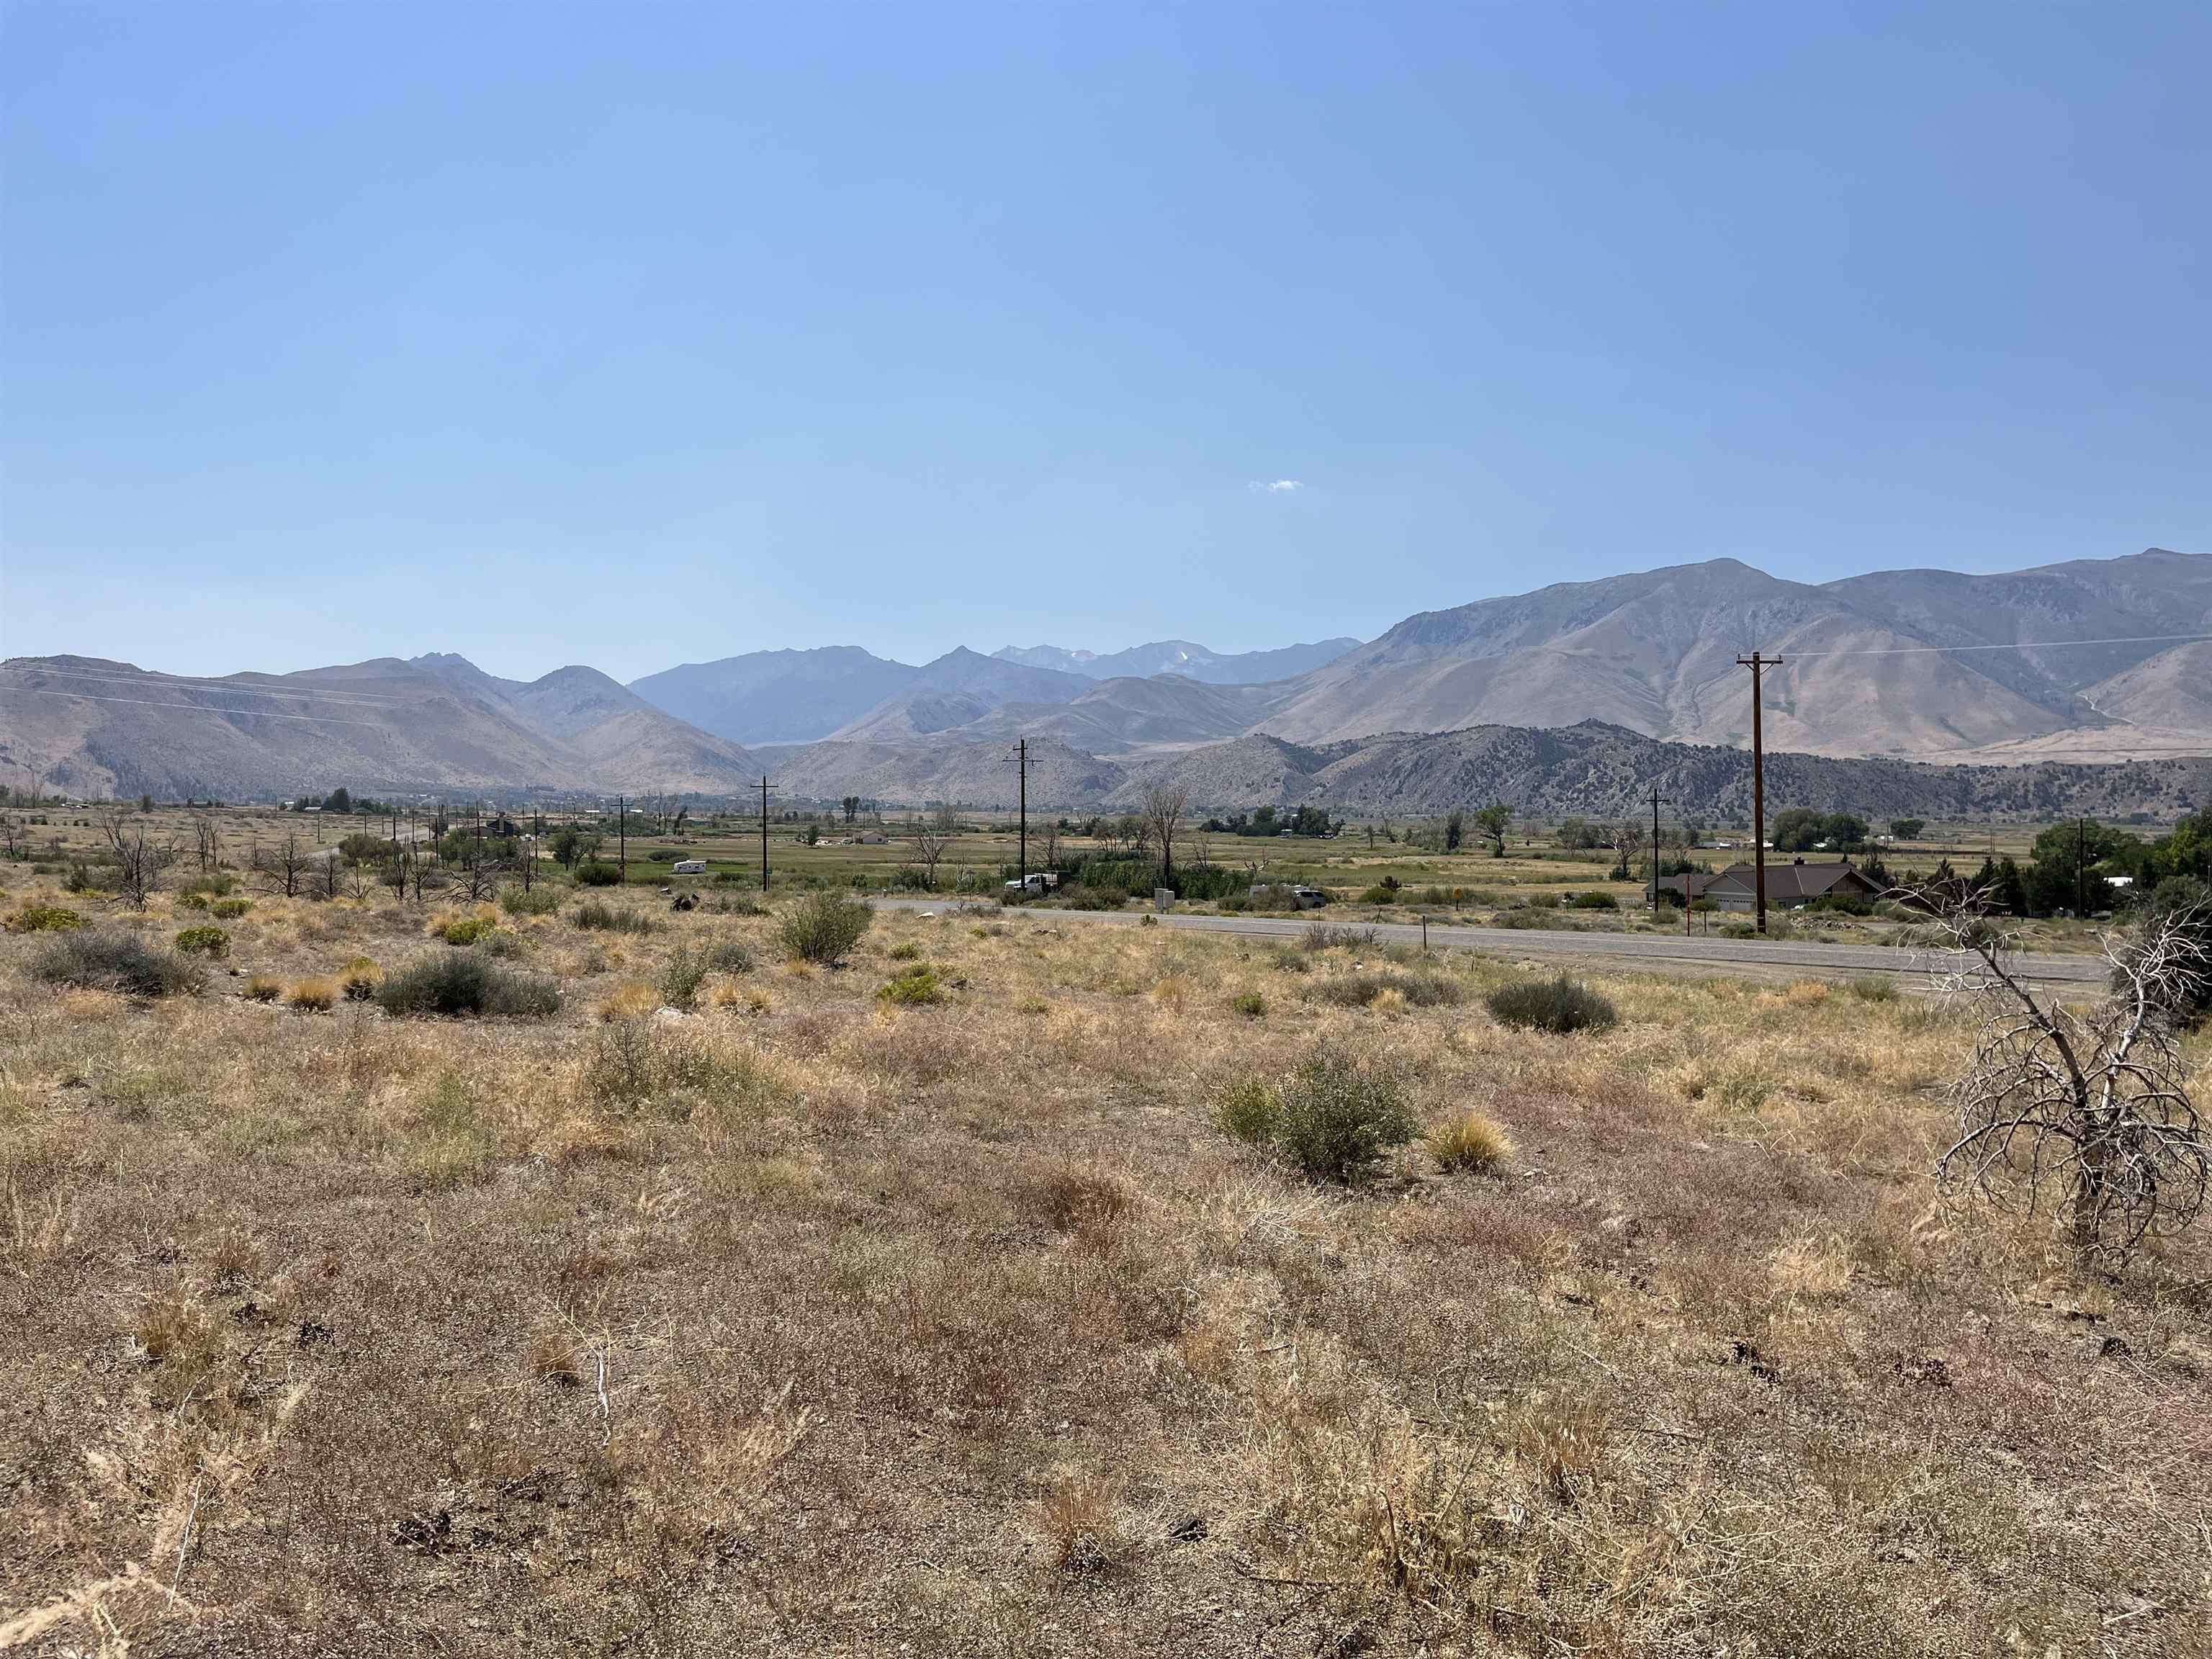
[498,884,563,916]
[1276,1043,1418,1182]
[660,946,711,1011]
[174,925,230,958]
[1230,990,1266,1019]
[572,899,657,935]
[707,939,755,974]
[1213,1076,1282,1144]
[778,891,872,965]
[1313,971,1464,1009]
[30,930,202,997]
[376,954,559,1018]
[878,966,943,1005]
[1485,974,1617,1034]
[210,898,251,920]
[6,903,84,935]
[431,914,497,945]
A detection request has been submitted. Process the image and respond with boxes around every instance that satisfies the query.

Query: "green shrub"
[1358,883,1401,904]
[1229,990,1267,1019]
[174,925,230,958]
[660,945,711,1011]
[1571,891,1619,910]
[1061,886,1124,911]
[1489,909,1561,930]
[30,930,203,997]
[499,884,564,916]
[572,899,657,935]
[1485,974,1618,1034]
[176,892,210,912]
[210,898,251,920]
[1847,976,1899,1003]
[778,891,872,965]
[887,941,922,961]
[375,955,559,1018]
[1303,923,1380,951]
[1275,1044,1418,1182]
[878,966,943,1005]
[1213,1075,1282,1145]
[1312,970,1465,1009]
[6,902,84,934]
[575,861,625,888]
[706,939,755,974]
[433,914,497,946]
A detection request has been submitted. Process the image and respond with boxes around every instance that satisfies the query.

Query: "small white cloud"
[1249,478,1304,493]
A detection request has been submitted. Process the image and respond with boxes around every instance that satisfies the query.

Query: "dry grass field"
[4,872,2209,1657]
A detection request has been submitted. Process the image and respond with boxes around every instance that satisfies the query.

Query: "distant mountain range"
[3,549,2205,811]
[991,637,1361,685]
[0,655,761,801]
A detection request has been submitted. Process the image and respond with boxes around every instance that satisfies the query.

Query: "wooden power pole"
[760,775,773,893]
[1736,651,1783,935]
[1004,738,1034,885]
[1649,786,1667,914]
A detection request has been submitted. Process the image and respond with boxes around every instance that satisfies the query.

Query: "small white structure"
[672,858,708,875]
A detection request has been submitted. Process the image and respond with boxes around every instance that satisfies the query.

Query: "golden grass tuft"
[598,979,660,1022]
[1426,1109,1516,1173]
[284,976,338,1012]
[242,974,283,1002]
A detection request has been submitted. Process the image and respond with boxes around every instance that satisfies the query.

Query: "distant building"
[1701,858,1882,912]
[1646,871,1726,904]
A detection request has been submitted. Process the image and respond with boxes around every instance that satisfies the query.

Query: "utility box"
[1154,888,1174,912]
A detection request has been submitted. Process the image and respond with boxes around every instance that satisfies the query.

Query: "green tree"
[1443,809,1465,853]
[1471,804,1511,858]
[1889,818,1925,841]
[326,786,352,815]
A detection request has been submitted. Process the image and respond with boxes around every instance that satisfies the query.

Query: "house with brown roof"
[1645,870,1726,904]
[1702,857,1882,912]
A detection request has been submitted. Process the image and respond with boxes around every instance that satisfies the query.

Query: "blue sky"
[3,1,2206,682]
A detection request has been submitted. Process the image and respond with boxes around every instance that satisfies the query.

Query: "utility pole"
[1736,652,1783,935]
[2076,816,2086,917]
[1004,738,1033,885]
[618,796,626,876]
[760,775,774,892]
[1649,786,1668,914]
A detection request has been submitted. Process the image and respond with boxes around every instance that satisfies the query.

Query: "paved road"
[868,896,2110,989]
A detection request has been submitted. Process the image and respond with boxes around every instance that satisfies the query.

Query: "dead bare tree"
[910,827,950,891]
[1933,901,2208,1268]
[1143,784,1188,884]
[102,811,176,909]
[192,814,221,874]
[255,830,313,899]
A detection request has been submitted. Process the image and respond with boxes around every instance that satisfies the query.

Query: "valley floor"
[4,882,2209,1655]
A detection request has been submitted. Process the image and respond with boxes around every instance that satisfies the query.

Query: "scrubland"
[3,877,2209,1656]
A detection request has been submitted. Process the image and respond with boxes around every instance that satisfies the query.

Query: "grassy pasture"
[2,865,2208,1655]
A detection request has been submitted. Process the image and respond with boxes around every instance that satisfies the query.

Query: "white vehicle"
[1004,871,1060,895]
[671,858,708,875]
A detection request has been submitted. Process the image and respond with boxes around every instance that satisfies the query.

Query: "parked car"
[1290,885,1327,909]
[1004,872,1060,895]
